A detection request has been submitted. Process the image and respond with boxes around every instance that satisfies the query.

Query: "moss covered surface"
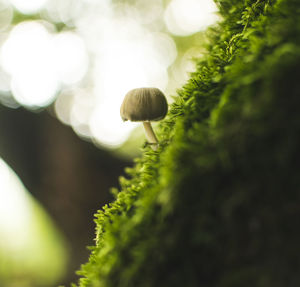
[76,0,300,286]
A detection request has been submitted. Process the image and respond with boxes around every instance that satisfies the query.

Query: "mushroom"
[120,87,168,150]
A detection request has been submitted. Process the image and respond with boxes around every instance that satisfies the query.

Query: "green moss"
[76,0,300,286]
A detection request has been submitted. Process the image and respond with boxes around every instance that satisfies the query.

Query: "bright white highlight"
[0,158,32,249]
[90,104,139,148]
[1,21,88,108]
[53,32,89,85]
[10,0,48,14]
[164,0,218,36]
[1,21,58,107]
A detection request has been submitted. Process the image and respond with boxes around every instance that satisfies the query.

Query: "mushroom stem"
[143,121,158,150]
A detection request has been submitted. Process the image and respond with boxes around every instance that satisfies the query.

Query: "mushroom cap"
[120,87,168,122]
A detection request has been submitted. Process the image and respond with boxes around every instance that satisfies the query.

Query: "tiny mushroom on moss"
[120,87,168,150]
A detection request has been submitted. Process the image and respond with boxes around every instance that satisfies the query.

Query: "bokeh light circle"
[164,0,218,36]
[10,0,48,14]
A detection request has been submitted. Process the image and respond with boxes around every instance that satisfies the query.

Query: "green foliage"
[76,0,300,286]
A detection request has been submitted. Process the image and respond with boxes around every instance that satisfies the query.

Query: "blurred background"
[0,0,219,286]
